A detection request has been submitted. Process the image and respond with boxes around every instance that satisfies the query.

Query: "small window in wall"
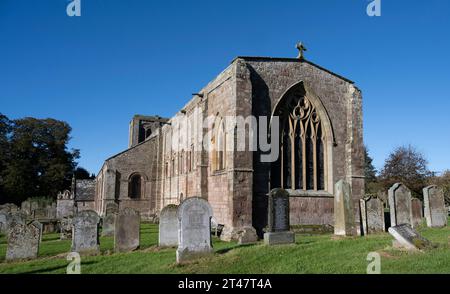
[129,174,142,199]
[165,162,169,177]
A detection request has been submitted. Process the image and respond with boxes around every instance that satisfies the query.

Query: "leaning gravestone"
[334,180,357,236]
[176,197,213,263]
[411,198,423,228]
[423,185,447,228]
[114,208,140,252]
[360,196,385,235]
[388,224,432,251]
[159,204,179,247]
[264,188,295,245]
[388,183,413,227]
[6,220,42,261]
[102,203,119,237]
[72,210,100,254]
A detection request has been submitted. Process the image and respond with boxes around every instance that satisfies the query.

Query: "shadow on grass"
[43,236,61,242]
[215,243,256,255]
[19,261,98,274]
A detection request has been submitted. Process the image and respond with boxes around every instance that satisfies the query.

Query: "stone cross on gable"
[296,42,307,59]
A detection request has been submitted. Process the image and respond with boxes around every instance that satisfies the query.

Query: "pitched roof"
[232,56,354,84]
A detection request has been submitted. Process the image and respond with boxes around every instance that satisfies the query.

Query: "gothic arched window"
[128,174,142,199]
[212,118,226,171]
[272,85,329,192]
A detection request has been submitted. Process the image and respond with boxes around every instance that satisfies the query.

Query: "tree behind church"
[379,145,432,199]
[364,145,381,195]
[0,115,80,204]
[429,170,450,207]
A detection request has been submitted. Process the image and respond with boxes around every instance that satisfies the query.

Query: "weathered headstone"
[56,190,75,219]
[72,210,100,254]
[0,203,19,214]
[21,201,32,216]
[0,212,8,234]
[360,196,385,235]
[388,224,432,251]
[7,211,28,227]
[102,202,119,237]
[264,188,295,245]
[33,208,47,219]
[334,180,357,236]
[176,197,213,263]
[159,204,179,247]
[102,213,117,237]
[423,185,447,228]
[30,201,39,213]
[114,208,140,252]
[46,203,57,219]
[411,198,423,228]
[59,217,73,240]
[237,227,258,244]
[6,220,41,261]
[388,183,413,227]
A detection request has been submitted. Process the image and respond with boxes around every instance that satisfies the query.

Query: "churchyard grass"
[0,220,449,274]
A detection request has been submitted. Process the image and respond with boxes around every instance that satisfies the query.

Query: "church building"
[94,45,365,239]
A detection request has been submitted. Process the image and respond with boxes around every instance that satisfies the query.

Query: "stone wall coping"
[285,189,334,198]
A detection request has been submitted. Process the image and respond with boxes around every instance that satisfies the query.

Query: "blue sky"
[1,0,449,175]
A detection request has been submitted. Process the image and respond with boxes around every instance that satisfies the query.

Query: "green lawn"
[0,220,449,274]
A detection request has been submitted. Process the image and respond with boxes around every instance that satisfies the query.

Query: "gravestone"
[56,190,75,219]
[388,183,413,227]
[33,208,47,219]
[102,203,119,237]
[105,202,119,215]
[423,185,447,228]
[388,224,432,251]
[59,217,73,240]
[0,212,8,234]
[159,204,179,247]
[102,214,117,237]
[360,196,385,235]
[334,180,357,236]
[30,201,39,213]
[7,211,28,228]
[237,227,258,244]
[114,208,140,252]
[411,198,423,228]
[6,220,41,261]
[72,210,100,254]
[264,188,295,245]
[21,201,32,216]
[46,203,57,219]
[0,203,19,214]
[176,197,213,263]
